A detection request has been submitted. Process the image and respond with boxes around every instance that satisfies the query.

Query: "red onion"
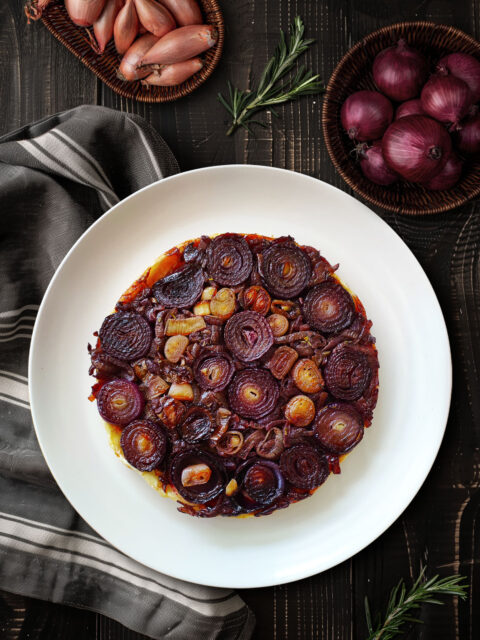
[421,74,472,128]
[395,99,425,120]
[437,52,480,103]
[340,91,393,142]
[358,141,398,186]
[382,115,452,183]
[456,110,480,155]
[372,39,428,102]
[422,153,463,191]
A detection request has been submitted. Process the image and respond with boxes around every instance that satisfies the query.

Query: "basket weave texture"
[322,22,480,215]
[39,0,224,103]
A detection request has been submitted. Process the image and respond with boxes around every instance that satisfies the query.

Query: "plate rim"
[28,164,452,588]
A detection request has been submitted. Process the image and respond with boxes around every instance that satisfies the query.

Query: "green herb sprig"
[218,16,324,136]
[365,567,468,640]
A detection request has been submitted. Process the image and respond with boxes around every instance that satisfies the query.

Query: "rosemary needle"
[218,16,324,136]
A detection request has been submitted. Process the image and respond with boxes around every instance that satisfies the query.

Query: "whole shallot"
[114,0,139,55]
[134,0,175,38]
[94,0,123,53]
[64,0,106,26]
[140,24,217,66]
[158,0,202,26]
[118,33,159,81]
[142,57,203,86]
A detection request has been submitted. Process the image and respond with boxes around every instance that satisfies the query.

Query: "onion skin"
[395,99,426,120]
[340,90,393,142]
[133,0,175,38]
[142,58,203,86]
[158,0,202,26]
[120,420,167,471]
[438,52,480,103]
[456,112,480,156]
[140,24,218,66]
[358,141,398,186]
[373,39,428,102]
[118,34,159,81]
[97,379,144,426]
[65,0,106,26]
[421,75,472,127]
[114,0,139,55]
[382,115,452,182]
[422,152,463,191]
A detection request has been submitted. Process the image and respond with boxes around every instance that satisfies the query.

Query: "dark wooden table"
[1,1,479,638]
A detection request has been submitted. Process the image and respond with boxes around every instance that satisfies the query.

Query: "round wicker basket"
[322,22,480,215]
[35,0,224,103]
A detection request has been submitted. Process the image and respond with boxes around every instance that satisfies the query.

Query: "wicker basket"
[322,22,480,215]
[34,0,224,103]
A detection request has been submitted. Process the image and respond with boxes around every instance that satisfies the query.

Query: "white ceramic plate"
[29,165,451,588]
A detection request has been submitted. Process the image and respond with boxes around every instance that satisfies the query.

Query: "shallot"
[114,0,139,54]
[64,0,106,26]
[140,24,218,66]
[158,0,202,26]
[94,0,123,53]
[133,0,175,38]
[142,57,203,85]
[118,33,159,81]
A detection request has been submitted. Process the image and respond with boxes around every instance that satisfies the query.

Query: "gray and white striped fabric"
[0,105,255,640]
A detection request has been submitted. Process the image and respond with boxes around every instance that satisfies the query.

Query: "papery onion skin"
[97,379,144,426]
[228,369,279,419]
[340,90,393,142]
[153,263,204,308]
[224,310,274,361]
[206,234,253,286]
[120,420,167,471]
[303,281,355,333]
[180,406,214,443]
[261,243,312,298]
[324,343,376,401]
[438,52,480,103]
[456,111,480,156]
[193,348,234,391]
[421,75,472,127]
[169,449,227,503]
[314,403,364,455]
[99,312,152,360]
[382,115,452,182]
[422,152,463,191]
[395,99,426,120]
[236,459,285,506]
[280,444,329,489]
[358,141,398,186]
[373,39,428,102]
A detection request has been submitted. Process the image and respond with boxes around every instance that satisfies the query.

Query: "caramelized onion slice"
[193,348,235,391]
[153,263,204,308]
[169,449,226,503]
[99,312,152,360]
[97,379,144,426]
[240,286,271,316]
[324,343,378,401]
[235,458,285,507]
[120,420,167,471]
[228,369,279,419]
[313,402,364,455]
[206,234,253,286]
[224,310,274,361]
[303,281,355,333]
[180,406,214,443]
[292,358,324,394]
[267,346,298,379]
[280,444,329,489]
[284,395,315,427]
[261,244,312,298]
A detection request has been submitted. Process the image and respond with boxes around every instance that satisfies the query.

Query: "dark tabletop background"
[1,1,480,639]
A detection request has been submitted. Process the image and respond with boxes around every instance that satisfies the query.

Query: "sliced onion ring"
[303,281,355,333]
[99,312,152,360]
[169,448,227,503]
[120,420,167,471]
[313,402,364,455]
[280,443,329,489]
[261,244,312,298]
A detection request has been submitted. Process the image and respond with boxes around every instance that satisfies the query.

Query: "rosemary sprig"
[218,16,324,136]
[365,567,468,640]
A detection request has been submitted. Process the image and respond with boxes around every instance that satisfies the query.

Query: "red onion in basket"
[358,141,398,186]
[395,99,426,120]
[382,115,452,182]
[422,153,463,191]
[456,109,480,155]
[437,52,480,103]
[340,91,393,142]
[373,39,428,102]
[421,74,472,128]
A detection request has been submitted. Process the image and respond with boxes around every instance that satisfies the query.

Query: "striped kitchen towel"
[0,105,255,640]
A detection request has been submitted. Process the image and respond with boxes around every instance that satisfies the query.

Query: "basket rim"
[321,21,480,215]
[40,0,224,103]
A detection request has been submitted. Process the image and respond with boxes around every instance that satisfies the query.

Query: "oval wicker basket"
[34,0,224,103]
[322,22,480,215]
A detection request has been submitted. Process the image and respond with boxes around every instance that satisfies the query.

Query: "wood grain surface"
[1,1,479,638]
